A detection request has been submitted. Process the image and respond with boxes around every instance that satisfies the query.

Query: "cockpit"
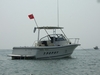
[37,34,67,46]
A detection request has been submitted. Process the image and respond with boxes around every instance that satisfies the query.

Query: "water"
[0,49,100,75]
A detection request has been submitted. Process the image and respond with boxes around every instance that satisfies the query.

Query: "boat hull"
[8,44,80,59]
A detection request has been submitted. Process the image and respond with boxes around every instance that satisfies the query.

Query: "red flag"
[28,14,34,19]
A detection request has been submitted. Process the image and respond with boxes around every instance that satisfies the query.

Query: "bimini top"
[36,26,63,29]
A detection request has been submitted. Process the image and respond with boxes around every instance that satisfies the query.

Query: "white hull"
[8,44,80,59]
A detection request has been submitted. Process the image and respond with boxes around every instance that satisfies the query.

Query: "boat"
[94,46,99,50]
[8,1,80,59]
[8,26,80,59]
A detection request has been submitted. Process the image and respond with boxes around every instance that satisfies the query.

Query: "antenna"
[57,0,59,27]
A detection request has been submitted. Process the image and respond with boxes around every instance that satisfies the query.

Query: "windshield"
[40,34,66,41]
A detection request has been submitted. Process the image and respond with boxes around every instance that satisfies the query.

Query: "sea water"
[0,49,100,75]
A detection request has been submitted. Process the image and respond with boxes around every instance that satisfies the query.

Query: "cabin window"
[43,51,59,55]
[40,35,50,41]
[46,52,48,54]
[49,52,51,54]
[52,52,54,54]
[54,52,56,54]
[57,34,66,41]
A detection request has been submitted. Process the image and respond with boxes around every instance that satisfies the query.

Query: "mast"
[57,0,59,27]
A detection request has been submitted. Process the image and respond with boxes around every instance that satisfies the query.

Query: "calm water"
[0,49,100,75]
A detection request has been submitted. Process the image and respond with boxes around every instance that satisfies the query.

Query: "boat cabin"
[37,34,67,46]
[35,26,69,47]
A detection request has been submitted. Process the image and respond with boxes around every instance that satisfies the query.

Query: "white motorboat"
[8,26,80,59]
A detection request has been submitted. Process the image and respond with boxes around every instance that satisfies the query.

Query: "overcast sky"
[0,0,100,49]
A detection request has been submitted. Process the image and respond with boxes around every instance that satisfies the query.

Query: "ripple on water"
[0,49,100,75]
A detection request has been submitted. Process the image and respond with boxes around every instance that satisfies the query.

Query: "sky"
[0,0,100,49]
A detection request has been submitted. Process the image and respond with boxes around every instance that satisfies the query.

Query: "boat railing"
[34,38,80,47]
[68,38,80,44]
